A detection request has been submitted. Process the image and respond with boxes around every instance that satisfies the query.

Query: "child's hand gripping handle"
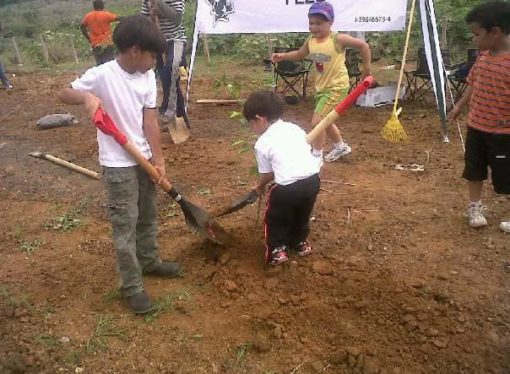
[306,76,375,144]
[93,109,181,199]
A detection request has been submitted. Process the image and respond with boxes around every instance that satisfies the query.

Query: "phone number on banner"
[354,16,392,23]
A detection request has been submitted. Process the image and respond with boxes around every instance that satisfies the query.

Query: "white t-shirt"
[71,60,157,167]
[254,119,320,186]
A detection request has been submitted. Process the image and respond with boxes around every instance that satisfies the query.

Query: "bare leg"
[310,112,326,152]
[325,122,343,144]
[468,180,483,202]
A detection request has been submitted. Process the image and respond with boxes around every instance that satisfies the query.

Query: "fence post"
[40,34,49,63]
[201,34,211,65]
[11,37,22,64]
[71,37,79,64]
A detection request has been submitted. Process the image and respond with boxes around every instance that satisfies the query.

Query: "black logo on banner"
[206,0,235,25]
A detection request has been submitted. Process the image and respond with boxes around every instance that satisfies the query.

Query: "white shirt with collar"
[254,119,320,186]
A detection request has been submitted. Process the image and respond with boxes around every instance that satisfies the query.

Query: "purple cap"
[308,1,335,21]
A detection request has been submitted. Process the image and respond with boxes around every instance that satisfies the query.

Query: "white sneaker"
[465,203,488,228]
[499,221,510,233]
[324,143,352,162]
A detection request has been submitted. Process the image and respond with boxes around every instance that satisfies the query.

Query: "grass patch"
[0,285,33,310]
[44,208,82,231]
[144,289,191,323]
[86,314,127,353]
[18,238,44,254]
[102,289,121,303]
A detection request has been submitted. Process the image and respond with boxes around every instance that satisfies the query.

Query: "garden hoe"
[215,76,375,218]
[93,108,228,244]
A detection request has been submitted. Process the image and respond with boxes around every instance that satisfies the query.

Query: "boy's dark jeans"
[104,166,161,297]
[264,174,320,251]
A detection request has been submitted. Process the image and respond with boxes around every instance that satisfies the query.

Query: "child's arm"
[254,172,274,196]
[271,41,310,63]
[57,88,101,120]
[143,107,166,178]
[448,85,473,122]
[336,34,372,78]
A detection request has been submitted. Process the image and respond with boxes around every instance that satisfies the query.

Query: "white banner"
[196,0,408,34]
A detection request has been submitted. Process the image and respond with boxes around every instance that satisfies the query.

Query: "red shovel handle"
[93,109,128,146]
[306,76,375,144]
[92,108,175,194]
[335,76,375,114]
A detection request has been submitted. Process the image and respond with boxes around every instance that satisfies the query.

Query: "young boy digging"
[448,1,510,232]
[271,0,372,163]
[243,91,321,266]
[58,15,181,314]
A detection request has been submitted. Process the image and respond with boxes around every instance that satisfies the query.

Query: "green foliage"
[45,208,82,232]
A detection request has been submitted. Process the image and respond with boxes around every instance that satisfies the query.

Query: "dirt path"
[1,70,509,373]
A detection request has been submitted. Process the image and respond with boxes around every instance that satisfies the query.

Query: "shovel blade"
[168,117,190,144]
[178,198,229,244]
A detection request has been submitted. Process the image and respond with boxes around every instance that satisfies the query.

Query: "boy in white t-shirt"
[243,91,321,266]
[58,15,181,315]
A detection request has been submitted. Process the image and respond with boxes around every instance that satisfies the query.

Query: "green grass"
[86,314,127,353]
[44,208,82,232]
[18,238,44,254]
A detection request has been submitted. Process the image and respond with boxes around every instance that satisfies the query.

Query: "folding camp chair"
[272,47,312,98]
[404,47,452,101]
[448,48,479,100]
[345,48,362,92]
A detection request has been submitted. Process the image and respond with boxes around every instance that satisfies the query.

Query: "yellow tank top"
[308,32,350,93]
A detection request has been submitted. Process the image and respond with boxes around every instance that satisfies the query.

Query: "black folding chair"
[345,48,362,92]
[271,47,312,98]
[448,48,479,100]
[404,47,452,101]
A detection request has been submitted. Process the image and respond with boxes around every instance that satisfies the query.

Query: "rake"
[381,0,416,142]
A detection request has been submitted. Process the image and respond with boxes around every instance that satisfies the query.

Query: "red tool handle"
[335,76,375,114]
[93,108,176,194]
[93,109,128,145]
[306,76,375,144]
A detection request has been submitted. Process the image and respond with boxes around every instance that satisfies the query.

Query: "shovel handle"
[41,154,100,179]
[306,76,375,144]
[122,141,174,193]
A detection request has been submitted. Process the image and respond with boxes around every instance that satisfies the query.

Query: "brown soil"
[1,67,509,374]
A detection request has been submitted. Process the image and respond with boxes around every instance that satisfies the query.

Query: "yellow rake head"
[381,109,408,143]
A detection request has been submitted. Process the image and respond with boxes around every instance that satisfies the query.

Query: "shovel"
[93,108,227,244]
[168,116,190,144]
[215,189,258,218]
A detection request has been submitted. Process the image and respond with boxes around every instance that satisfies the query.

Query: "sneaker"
[266,245,289,266]
[294,241,313,257]
[324,143,352,162]
[145,261,182,278]
[465,203,487,228]
[499,221,510,233]
[5,83,13,89]
[129,291,154,314]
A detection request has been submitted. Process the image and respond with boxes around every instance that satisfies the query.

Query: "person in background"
[271,0,372,163]
[448,1,510,232]
[141,0,188,129]
[0,23,13,89]
[81,0,121,65]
